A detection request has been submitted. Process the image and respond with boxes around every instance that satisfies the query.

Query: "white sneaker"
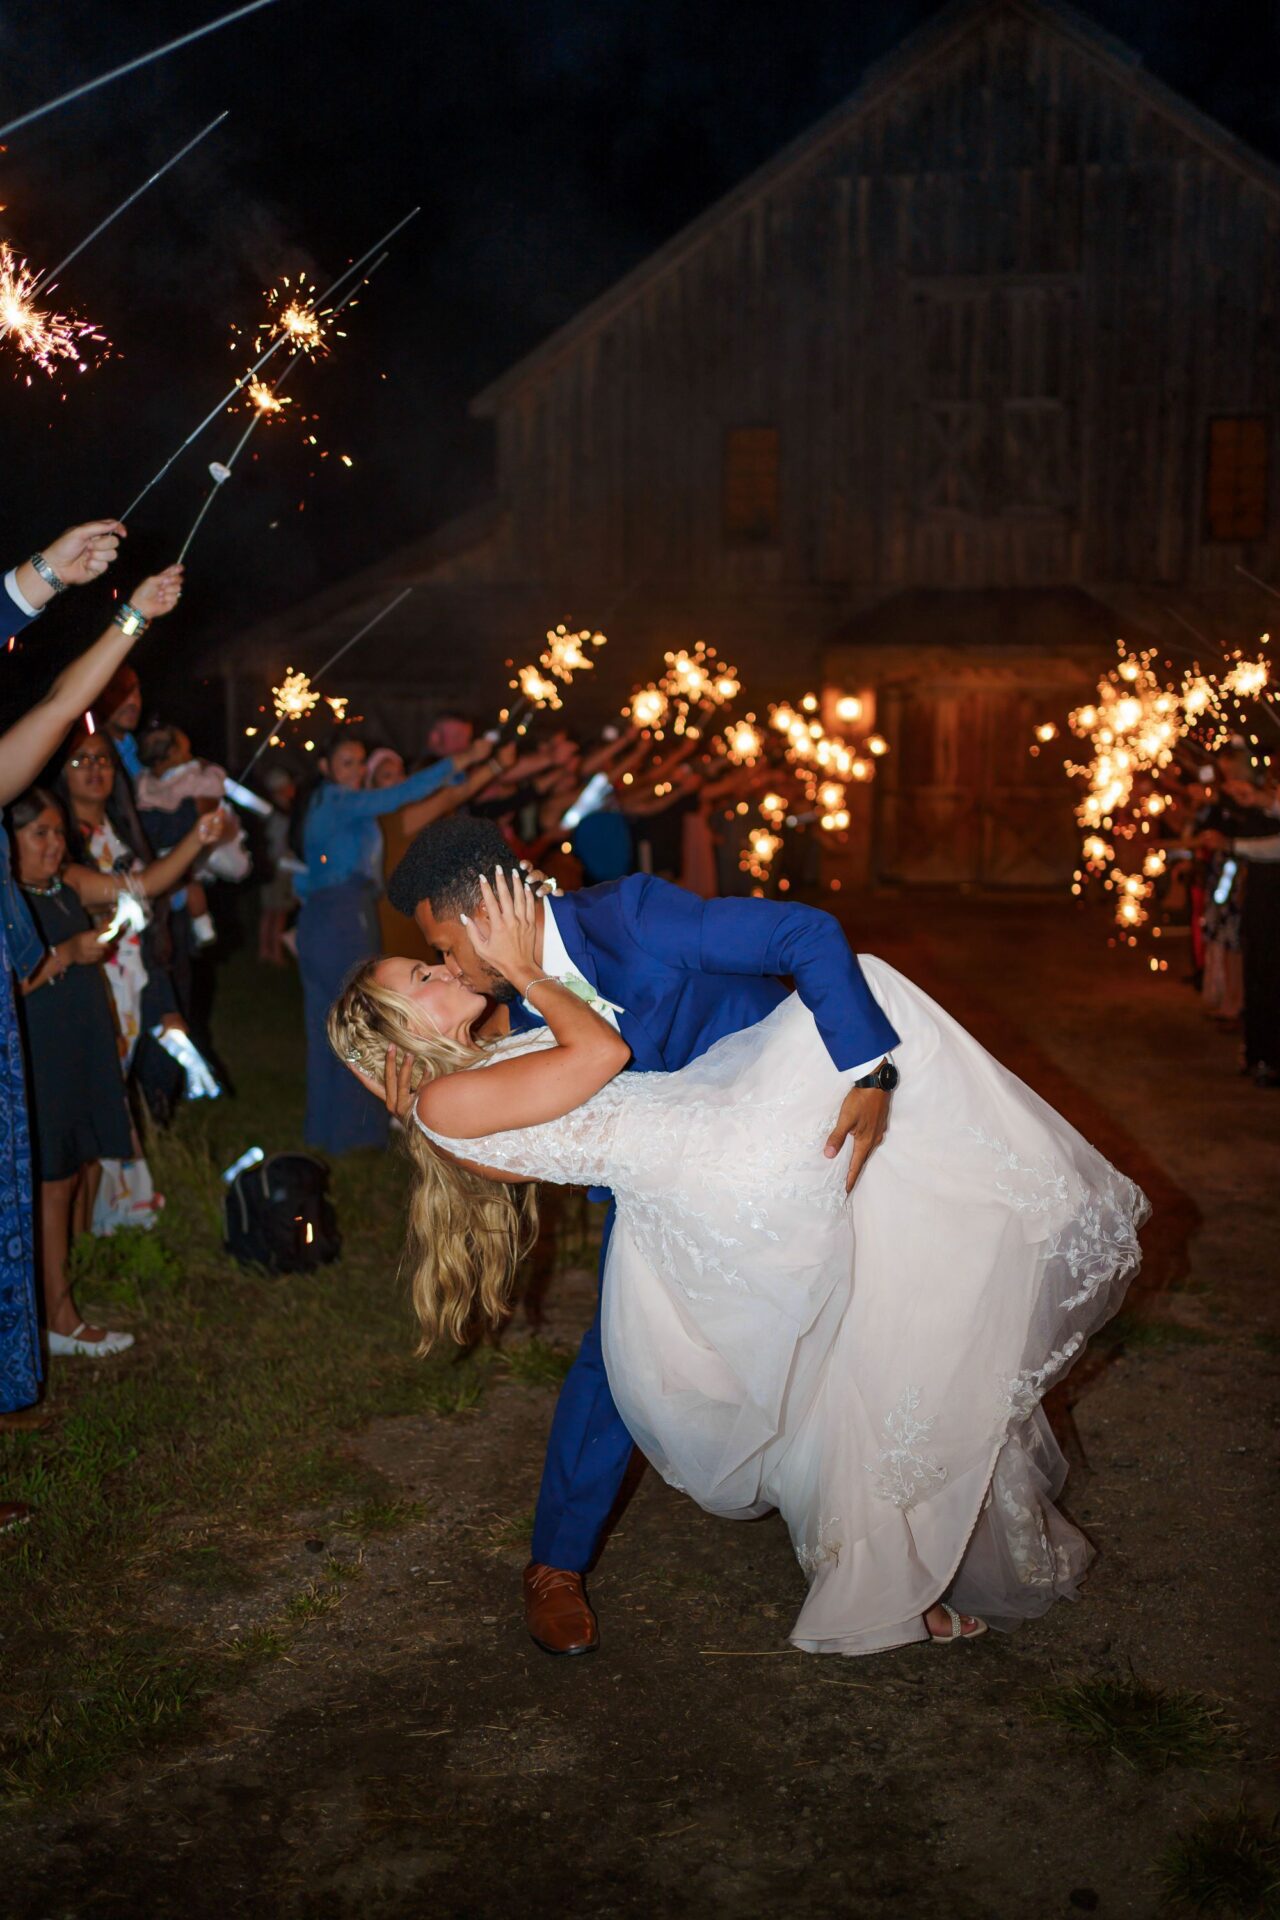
[47,1323,135,1358]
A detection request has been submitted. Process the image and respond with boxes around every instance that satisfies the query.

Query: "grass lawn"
[0,950,579,1808]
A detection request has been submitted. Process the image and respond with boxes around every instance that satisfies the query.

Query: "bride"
[329,866,1148,1656]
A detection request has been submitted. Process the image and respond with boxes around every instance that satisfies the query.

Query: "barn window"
[723,428,780,543]
[1205,416,1268,542]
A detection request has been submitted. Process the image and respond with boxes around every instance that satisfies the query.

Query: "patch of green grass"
[1034,1678,1240,1773]
[223,1625,285,1665]
[339,1496,426,1537]
[1159,1807,1280,1916]
[1097,1311,1217,1352]
[498,1336,575,1389]
[1,1639,212,1805]
[282,1581,342,1625]
[0,951,587,1808]
[323,1553,363,1582]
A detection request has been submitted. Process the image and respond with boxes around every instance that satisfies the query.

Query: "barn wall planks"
[476,2,1279,625]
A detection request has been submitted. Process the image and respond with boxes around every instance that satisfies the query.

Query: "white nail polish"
[460,913,470,925]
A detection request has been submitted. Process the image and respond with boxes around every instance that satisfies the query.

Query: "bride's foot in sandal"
[924,1601,987,1642]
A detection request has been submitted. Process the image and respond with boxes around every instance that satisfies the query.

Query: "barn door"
[877,680,1079,888]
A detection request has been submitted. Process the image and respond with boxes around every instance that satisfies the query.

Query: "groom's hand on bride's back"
[825,1086,890,1195]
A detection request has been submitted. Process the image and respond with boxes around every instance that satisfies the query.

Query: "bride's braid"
[327,961,538,1352]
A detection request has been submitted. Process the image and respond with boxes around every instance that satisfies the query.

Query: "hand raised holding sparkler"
[11,518,126,609]
[128,564,185,622]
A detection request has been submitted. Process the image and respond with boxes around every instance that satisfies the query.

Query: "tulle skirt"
[600,962,1149,1655]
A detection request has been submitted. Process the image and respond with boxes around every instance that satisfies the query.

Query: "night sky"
[3,0,1278,730]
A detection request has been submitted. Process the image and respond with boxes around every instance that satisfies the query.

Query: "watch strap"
[29,552,67,594]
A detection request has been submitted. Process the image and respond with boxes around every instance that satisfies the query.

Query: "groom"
[384,816,900,1656]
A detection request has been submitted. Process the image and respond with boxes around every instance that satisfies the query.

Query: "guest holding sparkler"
[2,519,123,644]
[294,729,500,1153]
[11,790,137,1358]
[0,533,158,1522]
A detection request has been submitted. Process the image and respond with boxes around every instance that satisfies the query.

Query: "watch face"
[881,1062,900,1091]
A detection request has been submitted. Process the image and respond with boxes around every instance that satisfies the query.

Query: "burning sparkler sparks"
[0,242,106,381]
[625,686,671,733]
[721,717,764,766]
[1043,629,1276,945]
[540,624,606,682]
[272,668,322,722]
[500,621,611,731]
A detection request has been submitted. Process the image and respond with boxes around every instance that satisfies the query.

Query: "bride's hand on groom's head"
[463,866,539,982]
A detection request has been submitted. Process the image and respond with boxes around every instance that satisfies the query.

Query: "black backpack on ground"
[223,1152,341,1272]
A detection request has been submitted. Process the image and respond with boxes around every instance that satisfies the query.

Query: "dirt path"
[6,898,1278,1919]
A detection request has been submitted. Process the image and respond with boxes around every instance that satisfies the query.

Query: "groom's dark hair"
[387,814,525,920]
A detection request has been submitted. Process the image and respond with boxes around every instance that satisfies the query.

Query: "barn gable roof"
[471,0,1280,418]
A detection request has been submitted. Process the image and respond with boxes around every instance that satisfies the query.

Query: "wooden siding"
[481,3,1280,601]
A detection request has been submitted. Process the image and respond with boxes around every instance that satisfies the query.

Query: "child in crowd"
[135,723,249,946]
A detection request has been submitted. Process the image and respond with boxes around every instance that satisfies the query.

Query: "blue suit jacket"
[509,875,898,1078]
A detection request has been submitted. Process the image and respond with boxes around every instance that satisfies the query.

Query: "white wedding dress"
[418,959,1148,1655]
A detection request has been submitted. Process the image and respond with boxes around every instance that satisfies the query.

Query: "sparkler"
[119,208,419,523]
[0,242,106,381]
[625,686,671,733]
[238,587,414,785]
[720,717,764,766]
[175,259,381,563]
[1044,631,1276,943]
[0,1,276,139]
[500,622,610,734]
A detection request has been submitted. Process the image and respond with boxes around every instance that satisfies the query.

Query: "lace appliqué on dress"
[796,1516,844,1579]
[966,1125,1069,1214]
[866,1387,948,1510]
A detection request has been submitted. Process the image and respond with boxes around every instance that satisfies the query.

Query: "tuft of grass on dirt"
[498,1336,576,1389]
[339,1495,426,1537]
[1158,1807,1280,1916]
[1034,1677,1240,1774]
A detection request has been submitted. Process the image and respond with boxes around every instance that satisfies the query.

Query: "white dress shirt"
[4,569,41,618]
[523,895,621,1032]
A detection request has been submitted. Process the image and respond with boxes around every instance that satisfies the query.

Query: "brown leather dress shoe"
[523,1561,598,1656]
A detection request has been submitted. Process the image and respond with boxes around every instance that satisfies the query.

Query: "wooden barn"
[228,0,1280,887]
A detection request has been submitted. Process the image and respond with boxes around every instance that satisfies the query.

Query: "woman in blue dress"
[294,730,504,1153]
[1,523,181,1528]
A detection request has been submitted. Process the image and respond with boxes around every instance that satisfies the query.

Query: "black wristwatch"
[854,1058,899,1092]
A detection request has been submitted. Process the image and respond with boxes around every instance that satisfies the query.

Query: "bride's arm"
[415,868,630,1140]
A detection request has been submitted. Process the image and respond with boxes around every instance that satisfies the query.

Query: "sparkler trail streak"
[238,588,415,785]
[0,2,276,139]
[175,262,383,563]
[31,114,228,294]
[119,209,419,524]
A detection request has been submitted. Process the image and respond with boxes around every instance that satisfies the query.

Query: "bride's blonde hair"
[327,960,537,1352]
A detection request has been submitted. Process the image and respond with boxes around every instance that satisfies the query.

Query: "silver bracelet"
[523,975,562,996]
[29,552,66,594]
